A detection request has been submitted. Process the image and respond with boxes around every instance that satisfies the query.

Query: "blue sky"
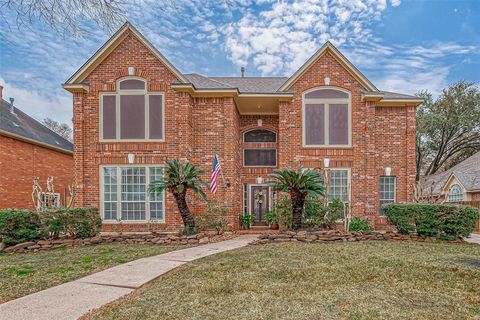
[0,0,479,124]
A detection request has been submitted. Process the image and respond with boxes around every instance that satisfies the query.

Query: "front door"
[251,186,269,225]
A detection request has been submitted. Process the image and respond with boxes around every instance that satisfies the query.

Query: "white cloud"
[223,0,394,75]
[0,77,72,125]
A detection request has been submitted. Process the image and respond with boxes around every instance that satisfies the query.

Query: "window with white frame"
[380,176,396,215]
[327,169,350,203]
[447,184,464,202]
[101,78,164,141]
[101,166,164,221]
[303,88,351,146]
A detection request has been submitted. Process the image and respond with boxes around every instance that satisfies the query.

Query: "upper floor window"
[244,129,277,143]
[303,87,351,147]
[447,184,464,202]
[243,129,277,167]
[100,78,164,141]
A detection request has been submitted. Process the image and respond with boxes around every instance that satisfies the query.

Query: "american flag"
[210,153,221,194]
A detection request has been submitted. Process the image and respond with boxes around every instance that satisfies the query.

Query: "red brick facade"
[0,135,73,209]
[67,28,417,231]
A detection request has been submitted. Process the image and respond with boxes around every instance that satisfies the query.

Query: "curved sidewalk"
[0,235,257,320]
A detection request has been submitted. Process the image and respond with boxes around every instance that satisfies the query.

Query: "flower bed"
[1,231,237,254]
[252,230,466,245]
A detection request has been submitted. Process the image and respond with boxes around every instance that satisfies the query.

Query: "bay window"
[100,78,164,141]
[303,88,351,147]
[101,166,164,221]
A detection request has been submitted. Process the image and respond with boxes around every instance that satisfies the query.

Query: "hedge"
[0,208,101,246]
[384,203,479,240]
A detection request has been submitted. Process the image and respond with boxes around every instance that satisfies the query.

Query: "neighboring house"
[63,22,422,232]
[0,87,73,209]
[421,152,480,202]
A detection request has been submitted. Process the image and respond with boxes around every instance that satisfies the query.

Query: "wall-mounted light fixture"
[128,153,135,164]
[323,158,330,168]
[225,179,231,188]
[256,176,264,184]
[128,67,135,75]
[257,119,263,127]
[385,167,392,176]
[324,77,331,85]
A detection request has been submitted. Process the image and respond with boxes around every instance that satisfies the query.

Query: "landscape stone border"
[1,231,237,254]
[252,230,466,244]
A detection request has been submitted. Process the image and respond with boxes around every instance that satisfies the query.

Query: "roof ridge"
[185,73,234,88]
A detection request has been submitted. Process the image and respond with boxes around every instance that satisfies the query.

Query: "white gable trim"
[279,42,377,92]
[64,22,187,86]
[442,173,466,193]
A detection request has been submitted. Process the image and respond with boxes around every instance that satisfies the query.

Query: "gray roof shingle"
[183,74,415,97]
[421,151,480,194]
[0,98,73,153]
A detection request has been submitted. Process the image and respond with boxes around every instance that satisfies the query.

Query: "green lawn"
[0,243,186,303]
[84,241,480,320]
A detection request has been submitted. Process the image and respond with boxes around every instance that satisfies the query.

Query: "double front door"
[251,186,270,225]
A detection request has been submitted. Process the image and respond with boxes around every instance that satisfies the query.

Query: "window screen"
[244,129,276,142]
[305,88,349,99]
[149,95,163,139]
[119,79,145,90]
[244,149,276,166]
[305,104,325,145]
[102,96,116,139]
[329,104,348,145]
[380,176,396,215]
[120,95,145,139]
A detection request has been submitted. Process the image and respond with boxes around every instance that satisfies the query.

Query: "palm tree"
[269,166,325,230]
[148,159,207,231]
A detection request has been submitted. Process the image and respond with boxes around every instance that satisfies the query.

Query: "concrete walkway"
[0,235,257,320]
[465,233,480,244]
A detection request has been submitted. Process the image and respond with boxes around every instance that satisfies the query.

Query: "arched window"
[243,128,277,167]
[100,77,164,141]
[448,184,464,202]
[244,129,277,142]
[303,87,351,147]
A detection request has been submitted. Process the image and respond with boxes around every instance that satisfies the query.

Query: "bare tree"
[0,0,126,37]
[42,117,72,142]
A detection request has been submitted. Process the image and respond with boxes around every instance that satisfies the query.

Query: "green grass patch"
[0,243,187,303]
[84,241,480,320]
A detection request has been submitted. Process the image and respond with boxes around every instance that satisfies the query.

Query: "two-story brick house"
[63,23,422,232]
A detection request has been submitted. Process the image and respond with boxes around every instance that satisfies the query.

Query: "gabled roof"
[279,41,378,92]
[421,151,480,194]
[0,99,73,154]
[64,22,187,87]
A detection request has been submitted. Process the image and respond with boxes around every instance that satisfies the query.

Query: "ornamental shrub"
[0,208,101,246]
[0,210,42,245]
[195,201,229,234]
[40,207,102,239]
[349,217,373,232]
[384,203,479,239]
